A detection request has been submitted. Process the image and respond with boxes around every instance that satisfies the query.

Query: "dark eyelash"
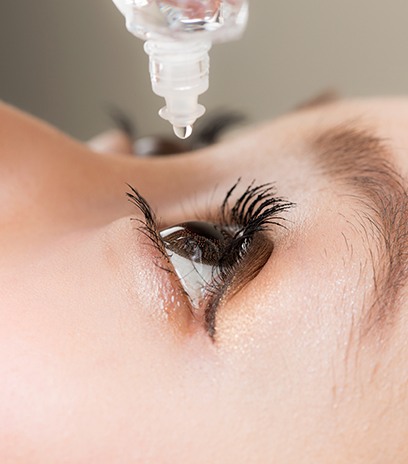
[126,184,172,272]
[216,178,294,254]
[126,181,294,338]
[221,179,293,232]
[203,180,294,335]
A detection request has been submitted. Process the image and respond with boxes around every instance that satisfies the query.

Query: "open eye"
[160,221,231,307]
[127,180,294,337]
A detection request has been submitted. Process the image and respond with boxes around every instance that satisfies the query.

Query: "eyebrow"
[310,122,408,338]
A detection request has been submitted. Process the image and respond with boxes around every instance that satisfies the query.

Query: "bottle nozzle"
[159,99,206,139]
[145,40,211,139]
[112,0,249,139]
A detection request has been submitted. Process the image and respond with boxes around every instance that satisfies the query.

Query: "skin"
[0,98,408,463]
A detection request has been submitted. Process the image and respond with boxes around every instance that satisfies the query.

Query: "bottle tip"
[173,125,193,140]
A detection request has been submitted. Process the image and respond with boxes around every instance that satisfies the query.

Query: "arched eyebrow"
[311,122,408,338]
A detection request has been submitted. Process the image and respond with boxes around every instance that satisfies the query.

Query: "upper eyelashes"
[126,180,294,338]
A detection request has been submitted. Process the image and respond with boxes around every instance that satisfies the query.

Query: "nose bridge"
[126,157,226,220]
[114,136,252,211]
[0,104,123,231]
[0,102,255,233]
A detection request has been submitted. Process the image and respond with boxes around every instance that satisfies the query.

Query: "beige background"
[1,1,408,139]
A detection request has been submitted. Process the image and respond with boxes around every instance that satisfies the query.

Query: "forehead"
[289,97,408,160]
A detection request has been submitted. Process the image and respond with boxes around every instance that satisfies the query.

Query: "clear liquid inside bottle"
[115,0,248,137]
[126,0,248,41]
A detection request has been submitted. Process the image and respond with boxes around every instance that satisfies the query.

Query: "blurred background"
[1,0,408,140]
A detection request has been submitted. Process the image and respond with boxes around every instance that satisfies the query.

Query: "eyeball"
[160,221,227,307]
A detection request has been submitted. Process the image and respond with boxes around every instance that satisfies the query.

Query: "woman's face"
[1,99,408,462]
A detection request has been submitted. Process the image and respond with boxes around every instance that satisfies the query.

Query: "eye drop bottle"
[112,0,248,139]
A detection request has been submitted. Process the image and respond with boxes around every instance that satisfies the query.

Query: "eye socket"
[127,180,294,338]
[160,221,231,307]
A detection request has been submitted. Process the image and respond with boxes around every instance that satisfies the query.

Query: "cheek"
[212,218,372,443]
[0,297,237,462]
[216,216,368,352]
[0,230,225,460]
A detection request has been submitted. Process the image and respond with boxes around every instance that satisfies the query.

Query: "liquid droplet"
[173,125,193,140]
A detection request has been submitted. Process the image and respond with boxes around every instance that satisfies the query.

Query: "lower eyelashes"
[127,180,294,338]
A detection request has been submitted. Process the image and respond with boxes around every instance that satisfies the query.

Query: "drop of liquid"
[173,125,193,140]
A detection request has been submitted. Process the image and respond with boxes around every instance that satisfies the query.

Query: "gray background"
[1,1,408,140]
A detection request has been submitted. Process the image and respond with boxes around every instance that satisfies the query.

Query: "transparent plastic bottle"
[112,0,248,138]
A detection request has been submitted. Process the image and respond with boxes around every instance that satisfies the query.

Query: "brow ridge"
[311,121,408,337]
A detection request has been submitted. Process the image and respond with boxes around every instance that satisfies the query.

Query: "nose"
[0,102,247,237]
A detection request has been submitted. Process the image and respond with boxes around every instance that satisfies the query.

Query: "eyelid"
[202,232,273,337]
[220,233,273,298]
